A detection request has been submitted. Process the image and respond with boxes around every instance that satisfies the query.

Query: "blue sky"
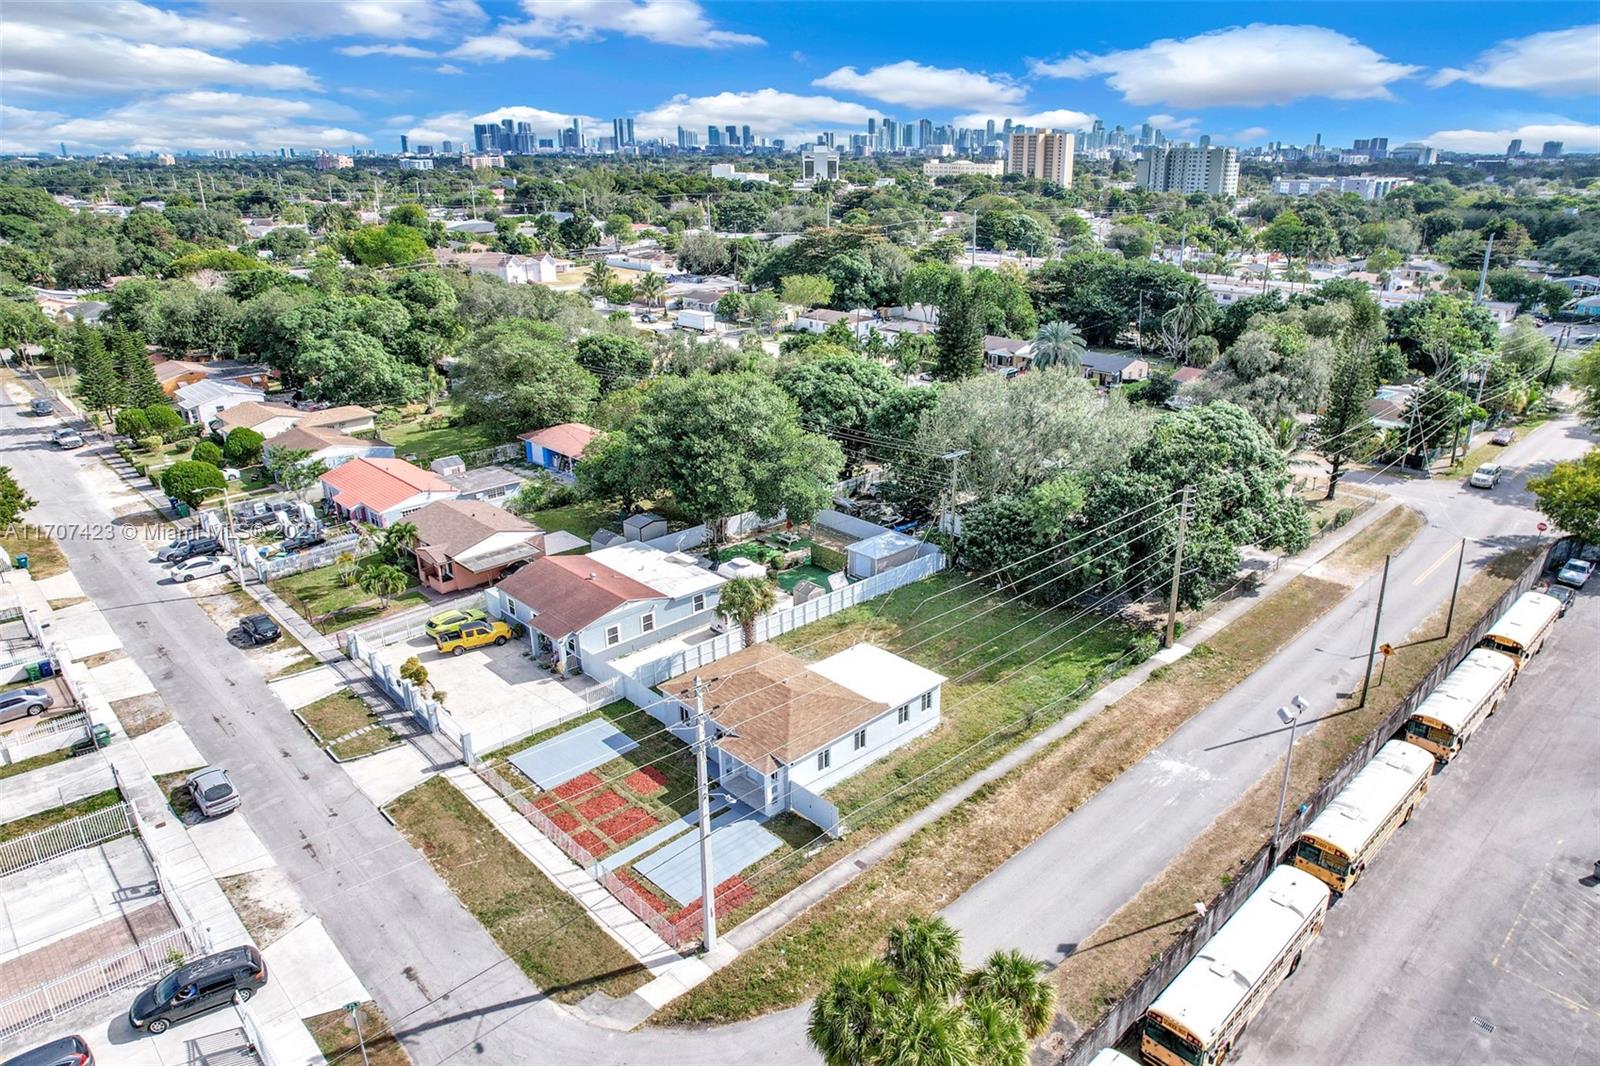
[4,1,1598,156]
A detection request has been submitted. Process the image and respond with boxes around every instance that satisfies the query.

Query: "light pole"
[691,676,719,951]
[1271,695,1311,856]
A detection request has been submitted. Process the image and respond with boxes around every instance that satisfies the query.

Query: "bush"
[114,409,150,437]
[223,427,264,467]
[136,435,163,453]
[159,460,226,507]
[1332,507,1356,529]
[143,404,184,440]
[374,408,403,428]
[191,440,224,465]
[810,542,847,572]
[1128,631,1161,664]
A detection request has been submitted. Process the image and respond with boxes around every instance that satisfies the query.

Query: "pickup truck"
[434,619,521,656]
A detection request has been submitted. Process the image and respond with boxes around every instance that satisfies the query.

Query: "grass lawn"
[271,554,426,630]
[382,405,507,464]
[0,787,123,841]
[298,688,399,759]
[659,505,1422,1025]
[1051,543,1541,1028]
[530,500,615,543]
[330,725,401,760]
[0,748,71,781]
[307,1001,413,1066]
[0,529,68,578]
[774,562,834,593]
[387,777,650,1003]
[155,769,204,819]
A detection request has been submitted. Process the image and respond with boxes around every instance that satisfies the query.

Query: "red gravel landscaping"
[623,766,669,797]
[549,810,579,833]
[554,771,603,801]
[597,807,659,845]
[577,790,626,820]
[572,829,611,857]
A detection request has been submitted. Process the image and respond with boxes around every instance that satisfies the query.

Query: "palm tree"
[585,260,615,297]
[636,271,666,309]
[965,950,1055,1038]
[381,521,419,564]
[1030,320,1086,372]
[962,998,1028,1066]
[807,960,902,1066]
[1162,288,1217,364]
[873,999,977,1066]
[357,563,409,607]
[884,916,964,1000]
[715,576,777,646]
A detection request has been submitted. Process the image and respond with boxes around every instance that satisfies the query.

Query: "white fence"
[0,802,134,877]
[257,533,363,579]
[0,925,203,1040]
[0,711,91,767]
[642,524,709,553]
[787,782,842,837]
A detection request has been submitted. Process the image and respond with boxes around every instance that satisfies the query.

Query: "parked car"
[1491,427,1517,445]
[221,467,242,481]
[239,614,281,645]
[1556,558,1594,589]
[28,398,53,416]
[435,619,519,656]
[1469,463,1503,489]
[184,766,240,817]
[128,946,267,1035]
[281,530,326,552]
[1544,584,1575,616]
[51,428,84,449]
[0,686,54,724]
[1,1034,93,1066]
[169,555,232,583]
[155,536,223,564]
[424,607,487,640]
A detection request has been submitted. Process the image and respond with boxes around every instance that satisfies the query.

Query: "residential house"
[657,642,945,821]
[605,249,676,273]
[318,457,458,527]
[519,422,601,481]
[215,403,376,440]
[795,308,873,335]
[1554,275,1600,297]
[433,248,565,284]
[154,358,272,397]
[983,335,1034,373]
[493,542,725,675]
[1171,366,1207,386]
[175,379,265,426]
[263,425,393,469]
[670,287,730,313]
[430,456,523,502]
[408,499,546,593]
[1079,352,1150,386]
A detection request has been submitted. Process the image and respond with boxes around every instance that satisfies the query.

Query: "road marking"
[1412,542,1460,586]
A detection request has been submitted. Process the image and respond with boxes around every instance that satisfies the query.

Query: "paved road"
[1235,568,1599,1066]
[945,418,1596,966]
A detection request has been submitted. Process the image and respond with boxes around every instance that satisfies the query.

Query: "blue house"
[518,422,602,482]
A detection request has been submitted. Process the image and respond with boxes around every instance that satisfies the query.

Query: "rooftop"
[409,498,543,565]
[588,542,725,600]
[808,643,946,709]
[318,457,454,513]
[518,422,601,460]
[497,554,659,637]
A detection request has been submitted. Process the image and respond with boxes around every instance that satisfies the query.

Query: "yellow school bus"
[1401,648,1515,762]
[1478,590,1561,671]
[1291,740,1434,893]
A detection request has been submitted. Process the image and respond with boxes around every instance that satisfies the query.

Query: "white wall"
[788,686,941,794]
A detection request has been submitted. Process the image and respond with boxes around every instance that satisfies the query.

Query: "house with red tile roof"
[318,457,457,528]
[518,422,601,482]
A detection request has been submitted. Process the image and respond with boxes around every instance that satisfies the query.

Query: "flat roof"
[849,531,922,560]
[1298,740,1433,858]
[809,644,945,708]
[1409,649,1515,732]
[588,542,724,600]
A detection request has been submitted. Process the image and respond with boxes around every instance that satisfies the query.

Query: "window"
[605,625,621,647]
[853,729,867,750]
[693,593,706,612]
[438,560,454,581]
[679,706,690,724]
[816,748,831,771]
[897,705,910,725]
[641,612,655,634]
[920,691,933,712]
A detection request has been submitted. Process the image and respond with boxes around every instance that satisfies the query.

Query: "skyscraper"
[741,125,752,148]
[569,117,583,150]
[707,125,721,147]
[725,125,739,148]
[1542,140,1563,158]
[1506,139,1522,158]
[985,119,996,145]
[400,134,410,154]
[1006,130,1075,186]
[920,118,934,150]
[1136,144,1239,196]
[1138,122,1153,145]
[612,117,627,147]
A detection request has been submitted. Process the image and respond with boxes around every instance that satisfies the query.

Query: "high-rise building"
[1542,140,1563,158]
[1136,144,1239,196]
[399,134,410,154]
[1138,122,1153,145]
[741,124,752,148]
[612,117,627,147]
[920,118,934,150]
[985,119,996,145]
[1006,129,1075,186]
[707,125,721,147]
[1370,137,1389,159]
[1506,139,1523,158]
[569,117,583,150]
[1198,134,1211,149]
[441,140,454,154]
[725,124,739,148]
[799,145,840,182]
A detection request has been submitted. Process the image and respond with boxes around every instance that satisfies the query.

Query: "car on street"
[239,614,281,645]
[424,607,487,640]
[128,946,267,1035]
[1492,427,1517,445]
[0,686,54,724]
[51,428,84,449]
[168,555,232,583]
[280,529,326,552]
[0,1033,93,1066]
[435,618,519,656]
[155,536,223,564]
[28,398,54,416]
[1544,584,1575,616]
[1469,463,1503,489]
[184,766,241,817]
[1555,558,1593,589]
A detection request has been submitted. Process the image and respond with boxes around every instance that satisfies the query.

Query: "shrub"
[1128,631,1160,664]
[374,408,403,428]
[114,409,150,437]
[1332,507,1356,529]
[135,435,163,453]
[810,542,847,572]
[191,440,224,465]
[142,404,184,440]
[223,427,264,467]
[159,460,226,507]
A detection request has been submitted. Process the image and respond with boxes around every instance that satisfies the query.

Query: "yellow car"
[434,619,520,656]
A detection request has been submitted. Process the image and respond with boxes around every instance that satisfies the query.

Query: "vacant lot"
[0,528,67,578]
[271,554,426,630]
[382,403,506,464]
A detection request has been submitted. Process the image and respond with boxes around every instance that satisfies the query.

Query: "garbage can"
[24,662,42,683]
[15,553,29,570]
[91,724,112,749]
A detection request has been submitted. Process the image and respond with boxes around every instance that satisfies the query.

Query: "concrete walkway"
[0,755,117,825]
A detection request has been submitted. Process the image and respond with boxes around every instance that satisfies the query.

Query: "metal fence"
[0,802,134,878]
[1054,542,1555,1066]
[0,925,202,1040]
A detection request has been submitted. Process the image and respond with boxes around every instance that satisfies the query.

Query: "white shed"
[716,557,769,581]
[847,531,922,579]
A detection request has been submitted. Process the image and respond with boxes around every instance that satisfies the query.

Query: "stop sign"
[1537,522,1549,532]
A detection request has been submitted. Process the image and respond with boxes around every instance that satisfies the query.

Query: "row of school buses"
[1092,588,1565,1066]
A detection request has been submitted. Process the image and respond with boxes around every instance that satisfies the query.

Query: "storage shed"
[846,531,922,579]
[623,512,669,542]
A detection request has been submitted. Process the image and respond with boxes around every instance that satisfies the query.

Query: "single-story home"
[657,642,945,820]
[670,286,732,312]
[794,308,873,334]
[263,425,393,469]
[493,541,725,676]
[983,335,1033,372]
[848,531,923,578]
[214,402,375,440]
[442,465,523,502]
[1171,366,1207,386]
[408,498,546,593]
[318,457,458,528]
[519,422,601,481]
[1079,352,1151,386]
[154,358,272,397]
[605,249,676,273]
[175,379,265,426]
[433,248,564,285]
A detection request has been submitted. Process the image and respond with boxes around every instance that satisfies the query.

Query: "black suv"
[239,614,281,645]
[281,529,327,552]
[155,536,223,564]
[128,946,268,1035]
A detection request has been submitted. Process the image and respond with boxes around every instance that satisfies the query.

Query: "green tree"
[584,260,615,296]
[112,329,164,408]
[885,916,965,1000]
[191,440,224,466]
[1528,450,1600,547]
[299,330,427,406]
[714,576,778,645]
[1313,348,1377,498]
[778,354,900,441]
[575,333,652,392]
[341,223,429,268]
[934,274,984,381]
[357,562,409,606]
[73,326,125,417]
[223,427,265,467]
[0,466,37,528]
[1573,344,1600,422]
[380,521,420,565]
[780,274,835,308]
[745,291,784,333]
[454,320,598,436]
[807,961,904,1066]
[558,216,598,254]
[267,447,329,499]
[143,403,184,439]
[1386,293,1498,373]
[1030,320,1085,371]
[964,950,1055,1038]
[114,409,150,437]
[635,271,666,308]
[159,460,226,507]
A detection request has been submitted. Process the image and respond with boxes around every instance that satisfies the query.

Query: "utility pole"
[970,211,977,268]
[1359,554,1392,707]
[1473,232,1495,304]
[940,450,968,536]
[1444,538,1467,638]
[197,174,207,211]
[1164,485,1193,649]
[1271,696,1311,855]
[691,677,718,951]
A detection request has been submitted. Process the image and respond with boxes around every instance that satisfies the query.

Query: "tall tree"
[453,320,598,436]
[714,577,778,645]
[1030,320,1086,372]
[73,325,125,417]
[1528,451,1600,547]
[635,271,666,308]
[934,274,983,381]
[1311,348,1376,499]
[111,328,164,408]
[780,274,835,308]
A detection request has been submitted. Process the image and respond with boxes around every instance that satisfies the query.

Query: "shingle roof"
[496,555,659,637]
[1080,351,1146,374]
[264,425,377,453]
[409,498,541,559]
[659,643,889,774]
[518,422,600,460]
[1172,366,1207,384]
[214,402,301,431]
[318,458,454,514]
[154,359,207,383]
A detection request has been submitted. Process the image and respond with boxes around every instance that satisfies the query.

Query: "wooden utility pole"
[1164,485,1193,649]
[692,677,718,951]
[1360,554,1392,707]
[1444,539,1467,638]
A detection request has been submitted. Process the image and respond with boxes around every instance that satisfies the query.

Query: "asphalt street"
[1235,563,1599,1066]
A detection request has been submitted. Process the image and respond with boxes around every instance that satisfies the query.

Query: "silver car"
[168,555,232,583]
[184,767,240,817]
[0,686,53,724]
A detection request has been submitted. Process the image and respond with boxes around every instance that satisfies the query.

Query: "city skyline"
[3,2,1598,157]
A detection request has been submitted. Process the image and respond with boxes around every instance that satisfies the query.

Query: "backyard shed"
[847,531,922,579]
[623,512,668,542]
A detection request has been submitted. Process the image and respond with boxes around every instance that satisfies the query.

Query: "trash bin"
[24,662,41,683]
[15,554,28,570]
[91,724,112,749]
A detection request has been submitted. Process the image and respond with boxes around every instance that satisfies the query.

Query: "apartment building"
[1137,144,1240,196]
[1005,130,1075,186]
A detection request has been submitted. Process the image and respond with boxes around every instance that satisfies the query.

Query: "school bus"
[1478,590,1562,671]
[1089,1049,1141,1066]
[1291,740,1434,893]
[1401,648,1515,762]
[1140,866,1331,1066]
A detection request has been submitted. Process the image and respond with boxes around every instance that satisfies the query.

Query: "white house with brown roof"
[408,499,545,593]
[263,425,394,469]
[214,402,376,439]
[657,642,944,821]
[318,457,457,527]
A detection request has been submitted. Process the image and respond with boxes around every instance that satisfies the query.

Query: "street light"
[1271,695,1311,856]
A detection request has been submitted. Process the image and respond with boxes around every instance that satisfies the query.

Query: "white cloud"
[1430,25,1600,95]
[813,61,1024,111]
[434,64,466,75]
[1423,121,1600,154]
[510,0,764,48]
[951,108,1096,130]
[5,25,319,96]
[0,92,371,154]
[341,44,438,58]
[1146,113,1202,137]
[7,1,256,48]
[634,89,874,141]
[1234,126,1270,142]
[202,0,486,42]
[1031,24,1420,107]
[448,35,553,61]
